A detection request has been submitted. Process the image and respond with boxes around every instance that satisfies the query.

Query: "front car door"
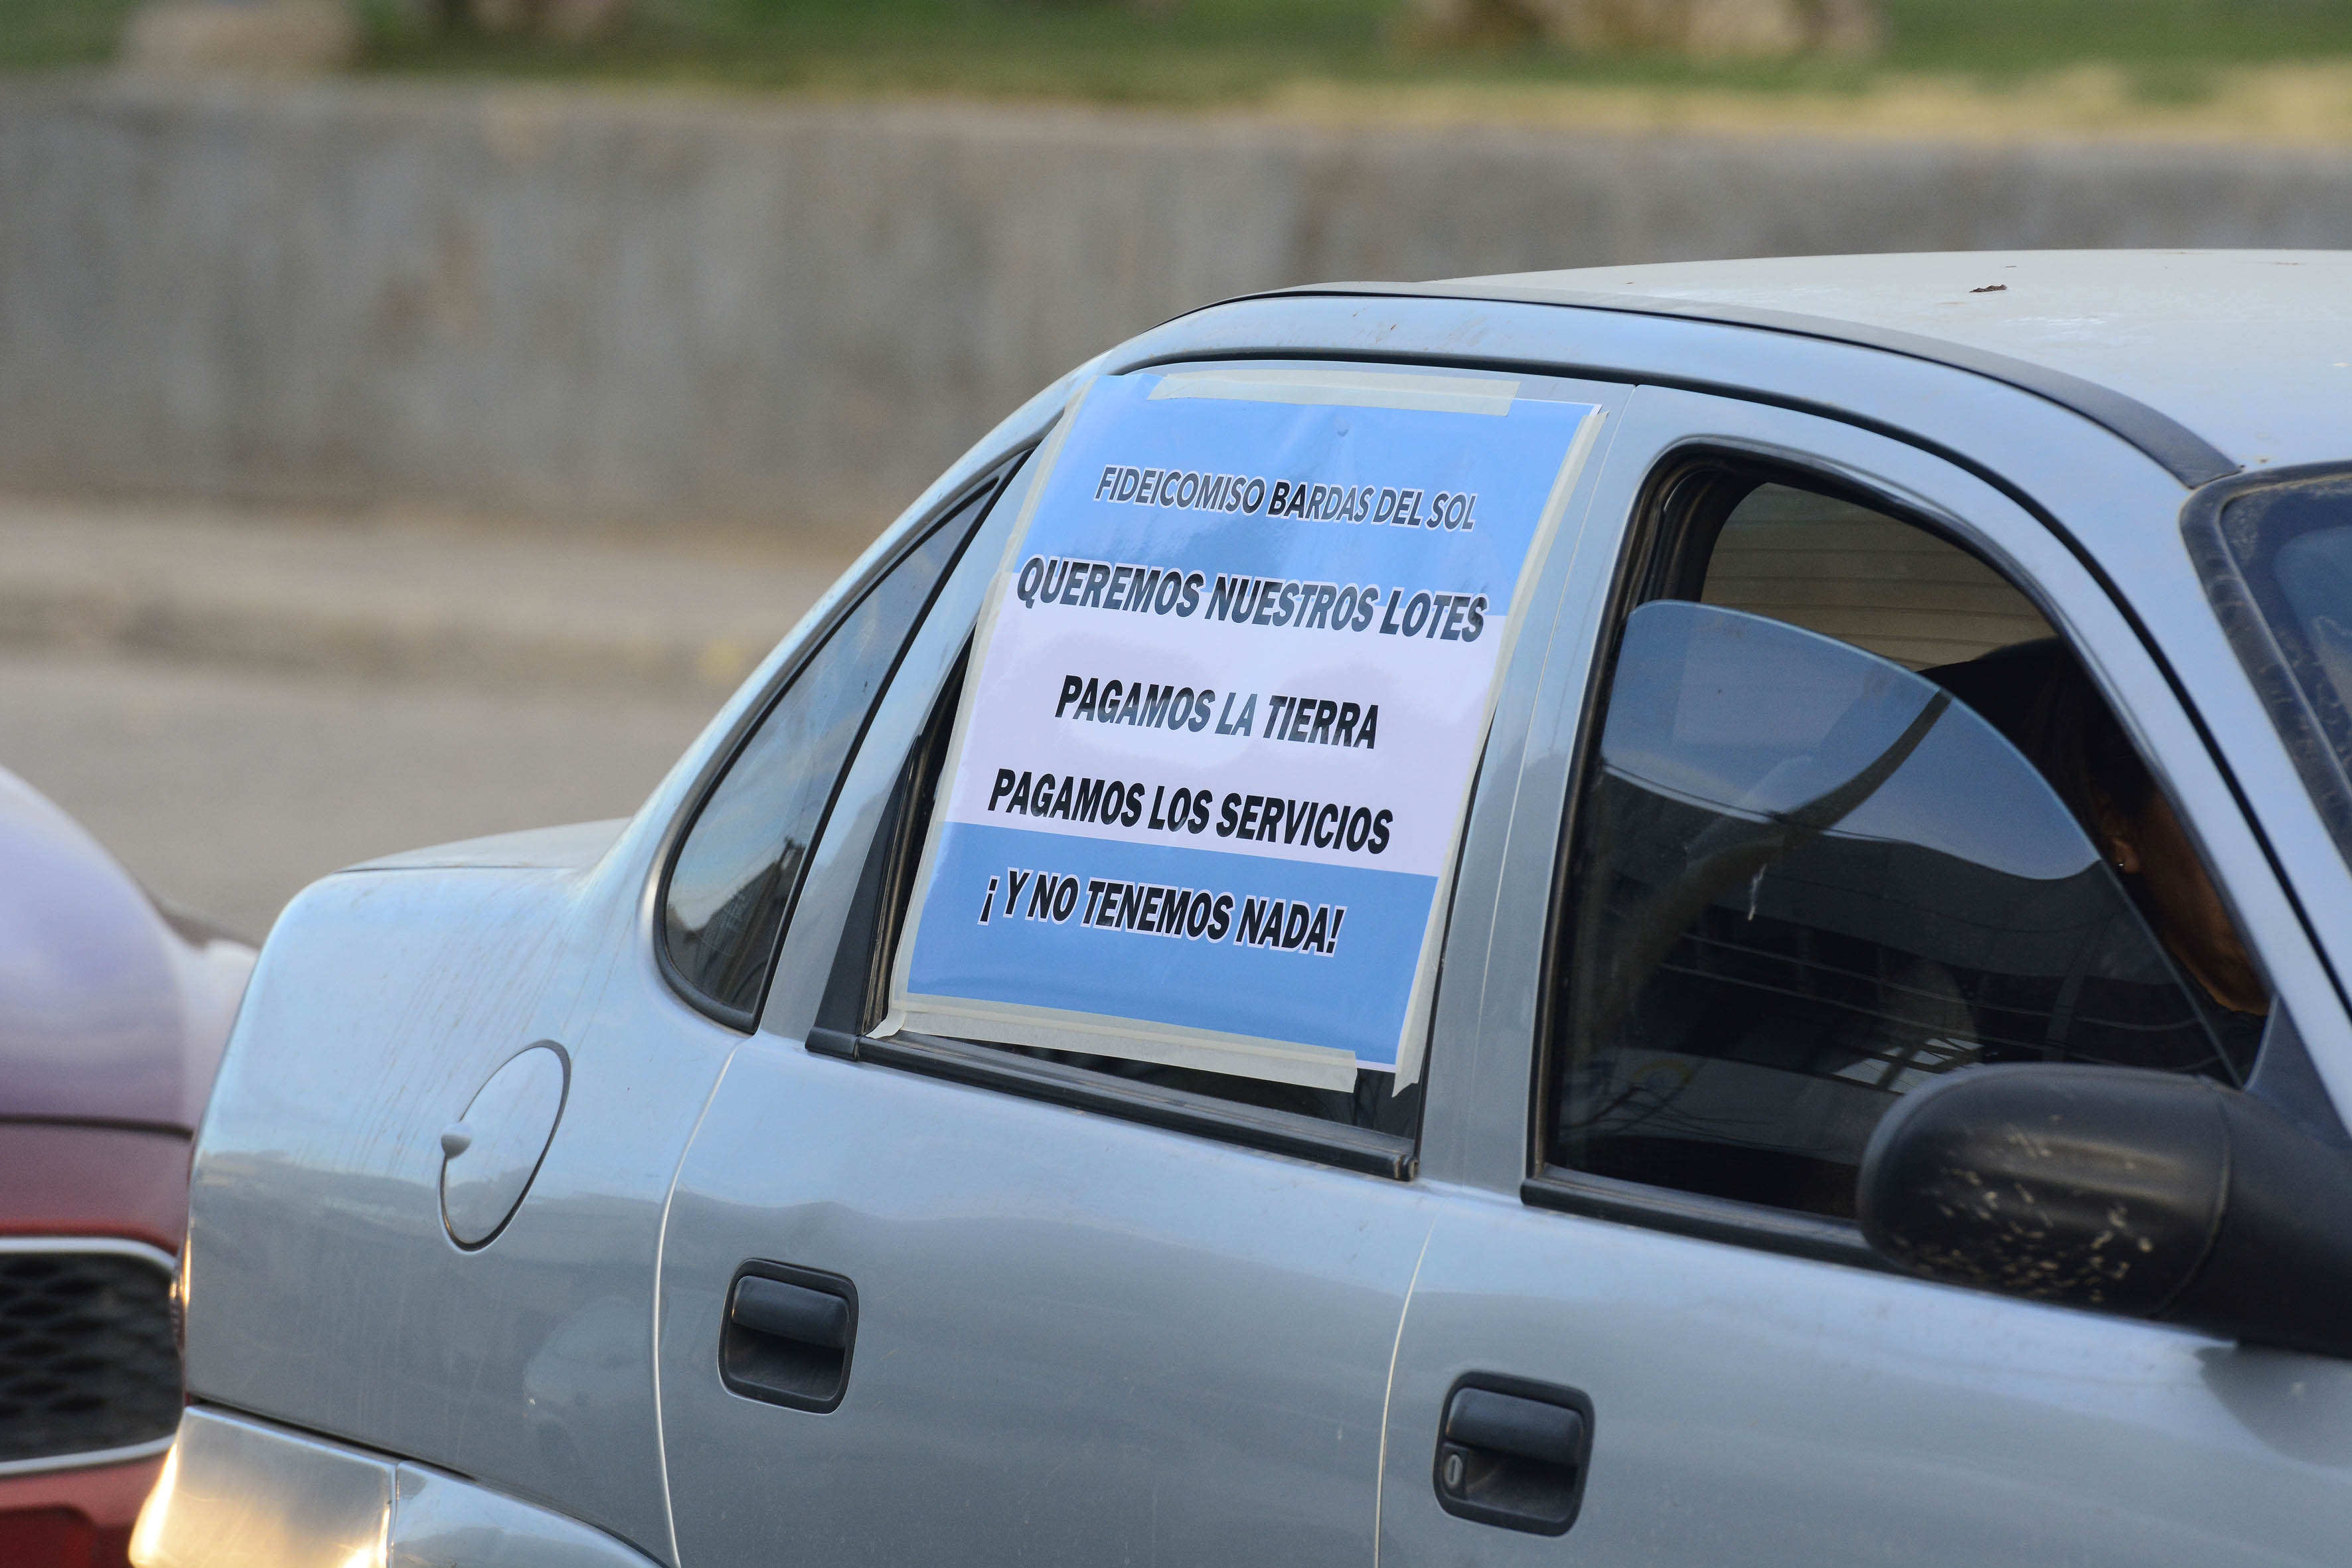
[653,363,1634,1565]
[1379,381,2352,1565]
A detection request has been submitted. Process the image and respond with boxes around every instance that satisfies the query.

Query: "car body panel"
[131,1407,391,1568]
[392,1458,664,1568]
[0,1126,189,1253]
[658,1041,1436,1568]
[1382,1194,2352,1567]
[355,818,631,874]
[0,1456,169,1565]
[181,846,697,1561]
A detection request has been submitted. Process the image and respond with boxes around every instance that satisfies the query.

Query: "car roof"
[1289,251,2352,481]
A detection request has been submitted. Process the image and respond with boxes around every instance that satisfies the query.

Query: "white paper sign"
[885,366,1601,1089]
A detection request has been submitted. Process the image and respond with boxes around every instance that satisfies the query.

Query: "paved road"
[0,649,726,939]
[0,496,868,939]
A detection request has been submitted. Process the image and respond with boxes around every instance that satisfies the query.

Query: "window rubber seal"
[1184,282,2242,489]
[1522,1166,1898,1273]
[649,458,1020,1032]
[807,1026,1416,1180]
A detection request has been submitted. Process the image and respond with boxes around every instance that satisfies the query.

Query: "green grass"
[11,0,2352,98]
[365,0,2352,100]
[367,0,1435,100]
[0,0,143,70]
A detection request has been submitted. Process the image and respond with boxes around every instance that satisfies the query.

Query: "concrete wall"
[3,78,2349,532]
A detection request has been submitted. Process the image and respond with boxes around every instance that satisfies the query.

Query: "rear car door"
[1379,386,2352,1565]
[653,365,1630,1566]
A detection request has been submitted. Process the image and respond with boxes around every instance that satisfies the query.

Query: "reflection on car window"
[1549,473,2256,1221]
[1555,603,2228,1217]
[1703,483,2052,669]
[663,487,992,1026]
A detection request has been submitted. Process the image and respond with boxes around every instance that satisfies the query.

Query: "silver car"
[136,251,2352,1568]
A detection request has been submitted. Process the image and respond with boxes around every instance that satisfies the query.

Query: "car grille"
[0,1250,180,1466]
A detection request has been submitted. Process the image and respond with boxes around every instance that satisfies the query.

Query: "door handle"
[1433,1376,1595,1535]
[719,1261,857,1413]
[734,1276,849,1348]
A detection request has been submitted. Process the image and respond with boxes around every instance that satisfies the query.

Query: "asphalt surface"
[0,649,724,939]
[0,498,865,939]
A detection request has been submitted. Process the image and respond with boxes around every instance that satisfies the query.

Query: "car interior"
[1547,462,2274,1220]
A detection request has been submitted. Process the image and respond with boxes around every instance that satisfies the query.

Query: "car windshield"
[2190,470,2352,857]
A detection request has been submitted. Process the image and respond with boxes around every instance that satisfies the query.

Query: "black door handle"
[733,1275,850,1348]
[719,1261,857,1412]
[1433,1376,1596,1535]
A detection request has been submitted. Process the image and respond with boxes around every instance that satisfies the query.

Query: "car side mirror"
[1857,1064,2352,1360]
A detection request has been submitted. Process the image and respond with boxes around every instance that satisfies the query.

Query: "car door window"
[1701,481,2055,668]
[814,366,1613,1156]
[661,475,1002,1026]
[1547,467,2258,1221]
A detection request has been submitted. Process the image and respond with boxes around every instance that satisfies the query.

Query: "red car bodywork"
[0,767,252,1568]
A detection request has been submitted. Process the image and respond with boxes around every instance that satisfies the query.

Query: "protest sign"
[882,366,1602,1089]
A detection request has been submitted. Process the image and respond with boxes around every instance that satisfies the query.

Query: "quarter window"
[661,481,996,1026]
[1546,465,2256,1221]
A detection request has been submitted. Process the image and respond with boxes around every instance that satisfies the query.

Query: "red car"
[0,766,252,1568]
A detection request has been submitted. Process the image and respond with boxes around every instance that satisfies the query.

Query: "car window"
[661,481,998,1026]
[1703,483,2053,668]
[832,366,1616,1160]
[2183,468,2352,859]
[1545,467,2257,1221]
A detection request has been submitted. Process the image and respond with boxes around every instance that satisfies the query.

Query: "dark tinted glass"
[664,493,986,1023]
[1552,601,2226,1219]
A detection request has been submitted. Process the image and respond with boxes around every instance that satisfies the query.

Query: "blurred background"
[1,0,2349,937]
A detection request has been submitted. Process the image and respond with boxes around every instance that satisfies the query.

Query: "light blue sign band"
[905,821,1437,1067]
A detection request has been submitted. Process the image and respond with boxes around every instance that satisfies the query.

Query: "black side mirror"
[1857,1064,2352,1360]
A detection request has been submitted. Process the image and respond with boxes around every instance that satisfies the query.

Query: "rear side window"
[661,481,998,1026]
[1546,463,2253,1221]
